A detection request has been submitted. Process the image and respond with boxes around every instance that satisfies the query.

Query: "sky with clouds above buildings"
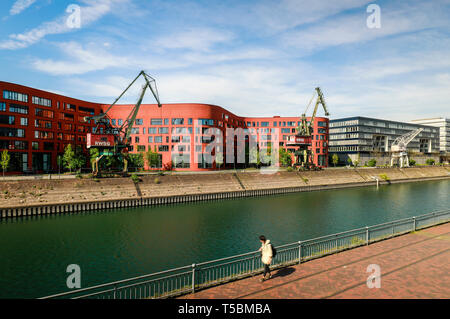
[0,0,449,120]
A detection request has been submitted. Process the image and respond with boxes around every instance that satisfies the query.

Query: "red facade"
[0,81,328,173]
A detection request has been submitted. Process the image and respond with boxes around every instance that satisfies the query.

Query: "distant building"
[409,117,449,157]
[0,81,329,173]
[329,116,440,166]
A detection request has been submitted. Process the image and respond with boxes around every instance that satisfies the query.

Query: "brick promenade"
[180,222,450,299]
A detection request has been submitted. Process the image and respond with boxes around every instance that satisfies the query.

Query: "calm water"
[0,179,449,298]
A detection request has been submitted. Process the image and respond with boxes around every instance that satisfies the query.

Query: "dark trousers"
[263,263,271,277]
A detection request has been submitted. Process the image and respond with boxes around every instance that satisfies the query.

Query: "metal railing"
[40,209,450,299]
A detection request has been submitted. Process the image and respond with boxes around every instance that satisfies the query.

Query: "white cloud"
[0,0,130,50]
[32,42,131,75]
[10,0,37,15]
[281,1,449,53]
[154,28,234,52]
[253,0,373,33]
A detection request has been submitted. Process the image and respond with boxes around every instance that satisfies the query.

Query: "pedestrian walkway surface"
[180,222,450,299]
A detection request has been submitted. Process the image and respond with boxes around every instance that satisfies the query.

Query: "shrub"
[379,173,390,181]
[154,177,161,184]
[367,159,377,167]
[157,171,165,176]
[426,158,435,166]
[131,174,140,184]
[286,166,294,172]
[409,159,416,166]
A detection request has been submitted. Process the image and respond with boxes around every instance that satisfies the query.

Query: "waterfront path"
[180,222,450,299]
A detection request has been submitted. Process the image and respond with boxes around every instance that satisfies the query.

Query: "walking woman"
[258,235,273,282]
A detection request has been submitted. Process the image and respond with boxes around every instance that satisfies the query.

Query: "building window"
[10,103,28,114]
[135,119,143,125]
[0,127,25,137]
[151,118,162,125]
[131,127,139,134]
[32,96,52,107]
[158,145,169,152]
[32,142,39,150]
[198,119,214,126]
[111,119,116,126]
[172,118,184,125]
[43,142,54,151]
[148,136,153,143]
[20,117,28,126]
[155,136,162,143]
[135,136,140,143]
[35,108,54,118]
[159,127,169,134]
[3,90,28,103]
[188,118,193,125]
[35,119,52,129]
[148,127,157,134]
[137,145,145,152]
[0,115,15,125]
[118,119,123,126]
[0,102,6,111]
[34,131,54,139]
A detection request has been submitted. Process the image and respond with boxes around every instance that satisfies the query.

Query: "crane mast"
[289,87,330,170]
[86,70,162,176]
[390,128,423,168]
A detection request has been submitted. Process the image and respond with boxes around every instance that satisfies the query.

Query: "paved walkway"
[180,222,450,299]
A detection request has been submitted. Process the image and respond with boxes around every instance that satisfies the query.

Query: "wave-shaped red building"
[0,81,328,173]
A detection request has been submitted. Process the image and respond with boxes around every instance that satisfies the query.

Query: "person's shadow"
[273,267,296,279]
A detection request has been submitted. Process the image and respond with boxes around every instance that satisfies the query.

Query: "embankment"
[0,166,448,218]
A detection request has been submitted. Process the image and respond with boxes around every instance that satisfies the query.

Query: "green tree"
[426,158,435,165]
[145,149,160,168]
[367,158,377,167]
[63,144,76,173]
[331,153,339,167]
[129,153,144,171]
[73,145,86,172]
[1,149,10,177]
[279,148,292,167]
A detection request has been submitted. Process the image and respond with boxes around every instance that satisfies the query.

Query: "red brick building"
[0,81,328,173]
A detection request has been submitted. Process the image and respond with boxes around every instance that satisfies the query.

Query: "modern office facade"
[409,117,450,158]
[329,116,440,165]
[0,81,329,173]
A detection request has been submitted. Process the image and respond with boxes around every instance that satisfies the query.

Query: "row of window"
[109,117,328,129]
[2,90,99,115]
[3,90,28,103]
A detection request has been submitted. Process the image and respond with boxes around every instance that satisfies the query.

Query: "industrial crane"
[85,70,162,176]
[390,127,423,168]
[288,87,330,170]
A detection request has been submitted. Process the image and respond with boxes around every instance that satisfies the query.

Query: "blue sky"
[0,0,449,120]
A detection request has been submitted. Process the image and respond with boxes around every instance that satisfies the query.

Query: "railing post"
[413,217,416,231]
[113,284,117,299]
[298,241,302,264]
[366,226,369,245]
[191,263,196,293]
[252,253,255,275]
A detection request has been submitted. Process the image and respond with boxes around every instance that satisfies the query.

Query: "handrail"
[40,208,450,299]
